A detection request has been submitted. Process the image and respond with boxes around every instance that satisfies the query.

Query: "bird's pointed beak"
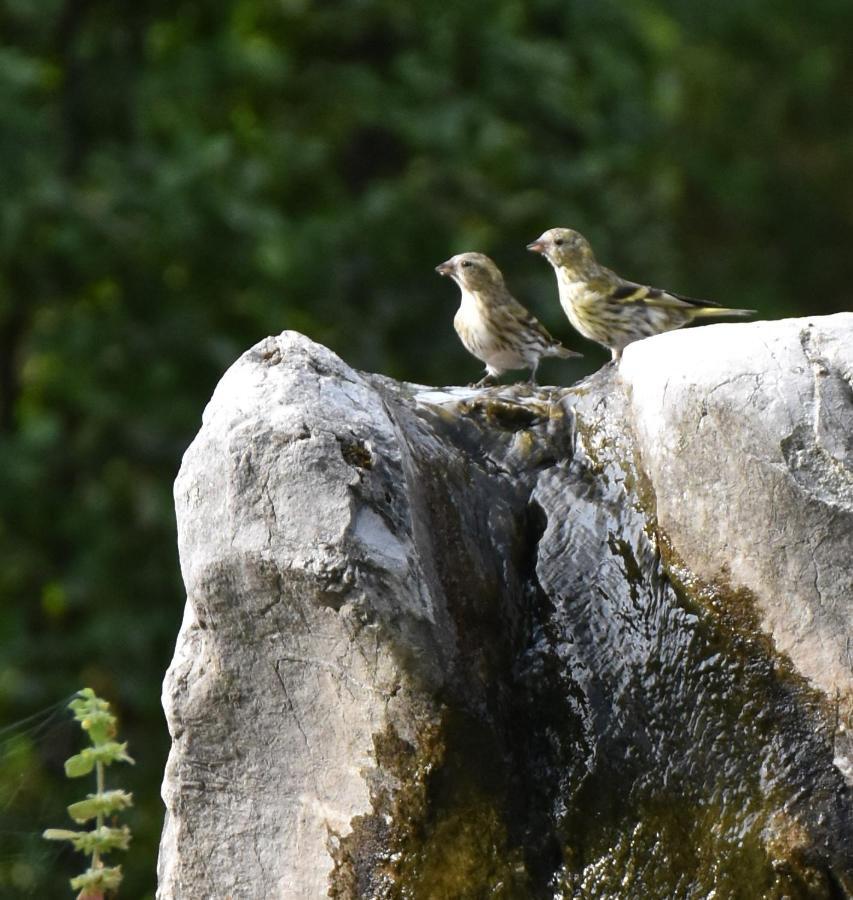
[526,239,546,254]
[435,259,454,276]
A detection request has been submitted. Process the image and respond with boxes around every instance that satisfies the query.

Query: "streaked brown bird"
[435,252,581,387]
[527,228,755,361]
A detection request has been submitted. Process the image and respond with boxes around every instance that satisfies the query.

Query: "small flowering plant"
[43,688,134,899]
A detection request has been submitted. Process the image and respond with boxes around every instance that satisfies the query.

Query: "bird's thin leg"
[611,347,622,362]
[526,360,539,385]
[471,370,497,388]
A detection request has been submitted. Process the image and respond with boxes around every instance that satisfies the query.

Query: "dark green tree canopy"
[1,1,851,894]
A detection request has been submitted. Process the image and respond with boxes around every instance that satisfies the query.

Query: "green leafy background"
[1,0,851,895]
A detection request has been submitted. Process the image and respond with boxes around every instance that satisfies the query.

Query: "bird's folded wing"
[503,294,560,342]
[610,281,721,310]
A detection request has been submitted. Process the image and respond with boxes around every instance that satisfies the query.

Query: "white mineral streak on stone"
[620,313,853,702]
[353,506,409,566]
[413,387,481,404]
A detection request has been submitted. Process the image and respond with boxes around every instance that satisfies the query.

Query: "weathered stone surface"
[159,318,853,899]
[620,314,853,704]
[159,336,454,899]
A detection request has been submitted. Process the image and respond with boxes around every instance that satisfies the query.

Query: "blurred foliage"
[0,0,851,895]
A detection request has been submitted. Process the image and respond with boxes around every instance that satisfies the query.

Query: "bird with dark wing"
[527,228,755,361]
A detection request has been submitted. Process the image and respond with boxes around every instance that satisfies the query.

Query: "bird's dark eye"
[554,238,565,247]
[461,260,473,268]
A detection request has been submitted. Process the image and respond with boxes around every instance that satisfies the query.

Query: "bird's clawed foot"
[470,374,497,388]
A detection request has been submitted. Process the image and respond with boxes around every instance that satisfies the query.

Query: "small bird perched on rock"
[436,251,581,387]
[527,228,755,361]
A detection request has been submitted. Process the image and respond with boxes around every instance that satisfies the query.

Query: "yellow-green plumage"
[436,252,581,386]
[528,228,755,361]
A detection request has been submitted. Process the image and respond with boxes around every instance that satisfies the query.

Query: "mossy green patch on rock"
[338,436,374,470]
[558,800,842,899]
[327,714,443,900]
[328,708,535,899]
[392,708,531,898]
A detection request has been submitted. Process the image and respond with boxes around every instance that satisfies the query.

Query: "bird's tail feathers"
[549,343,583,359]
[691,307,755,319]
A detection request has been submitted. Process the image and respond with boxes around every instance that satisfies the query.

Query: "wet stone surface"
[336,371,853,898]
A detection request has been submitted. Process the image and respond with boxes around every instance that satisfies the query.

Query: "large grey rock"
[159,317,853,899]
